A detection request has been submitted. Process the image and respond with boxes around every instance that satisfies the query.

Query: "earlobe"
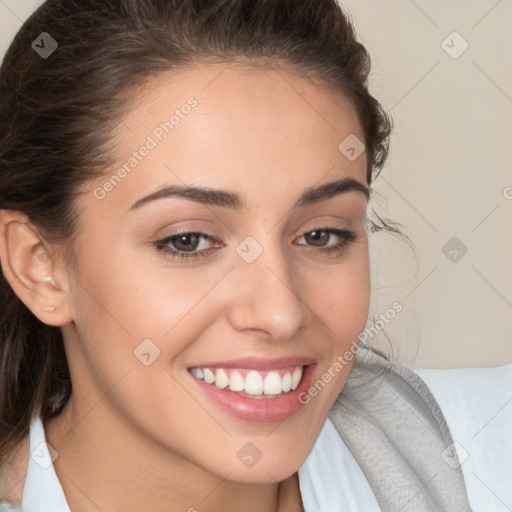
[0,209,73,326]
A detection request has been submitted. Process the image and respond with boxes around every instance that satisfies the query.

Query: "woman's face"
[61,62,370,483]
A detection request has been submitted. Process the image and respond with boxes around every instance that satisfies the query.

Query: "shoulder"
[413,364,512,512]
[0,434,29,506]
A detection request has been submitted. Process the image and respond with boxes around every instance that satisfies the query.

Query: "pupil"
[175,233,199,251]
[306,230,328,247]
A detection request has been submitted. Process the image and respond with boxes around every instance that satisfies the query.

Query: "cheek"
[70,244,229,355]
[305,239,370,344]
[300,241,370,399]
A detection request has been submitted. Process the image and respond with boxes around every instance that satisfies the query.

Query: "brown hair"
[0,0,397,471]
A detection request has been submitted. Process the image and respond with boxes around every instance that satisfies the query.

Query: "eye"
[295,227,356,256]
[153,226,357,262]
[153,231,222,262]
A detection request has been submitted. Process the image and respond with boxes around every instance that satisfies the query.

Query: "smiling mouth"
[188,365,306,399]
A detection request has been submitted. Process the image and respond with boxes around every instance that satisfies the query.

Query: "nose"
[226,240,310,343]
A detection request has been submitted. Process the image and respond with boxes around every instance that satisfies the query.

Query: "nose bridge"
[227,233,308,340]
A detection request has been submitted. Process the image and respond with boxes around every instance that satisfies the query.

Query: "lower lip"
[189,364,316,423]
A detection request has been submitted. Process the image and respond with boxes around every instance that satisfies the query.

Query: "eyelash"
[153,225,357,263]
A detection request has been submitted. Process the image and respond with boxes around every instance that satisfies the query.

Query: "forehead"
[126,60,363,137]
[86,61,367,213]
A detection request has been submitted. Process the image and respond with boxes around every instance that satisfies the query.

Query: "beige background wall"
[1,1,510,368]
[339,0,512,368]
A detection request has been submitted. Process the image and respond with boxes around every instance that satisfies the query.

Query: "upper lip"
[187,356,316,371]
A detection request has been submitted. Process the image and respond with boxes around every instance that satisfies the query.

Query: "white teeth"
[282,373,292,392]
[291,367,302,390]
[229,371,245,392]
[245,370,263,395]
[203,368,215,384]
[214,369,229,389]
[191,367,203,379]
[189,365,305,397]
[263,371,282,395]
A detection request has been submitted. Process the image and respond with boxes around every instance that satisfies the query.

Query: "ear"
[0,209,74,326]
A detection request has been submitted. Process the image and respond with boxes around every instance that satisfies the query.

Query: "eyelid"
[154,230,222,249]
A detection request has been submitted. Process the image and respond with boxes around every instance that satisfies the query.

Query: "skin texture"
[0,62,370,511]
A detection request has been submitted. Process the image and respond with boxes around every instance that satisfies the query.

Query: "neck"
[44,398,302,512]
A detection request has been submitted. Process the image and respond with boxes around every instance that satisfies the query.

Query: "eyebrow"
[129,177,370,212]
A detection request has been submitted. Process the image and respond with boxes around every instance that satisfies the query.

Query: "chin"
[220,462,301,484]
[199,435,312,484]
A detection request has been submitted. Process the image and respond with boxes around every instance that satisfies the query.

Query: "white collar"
[22,414,70,512]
